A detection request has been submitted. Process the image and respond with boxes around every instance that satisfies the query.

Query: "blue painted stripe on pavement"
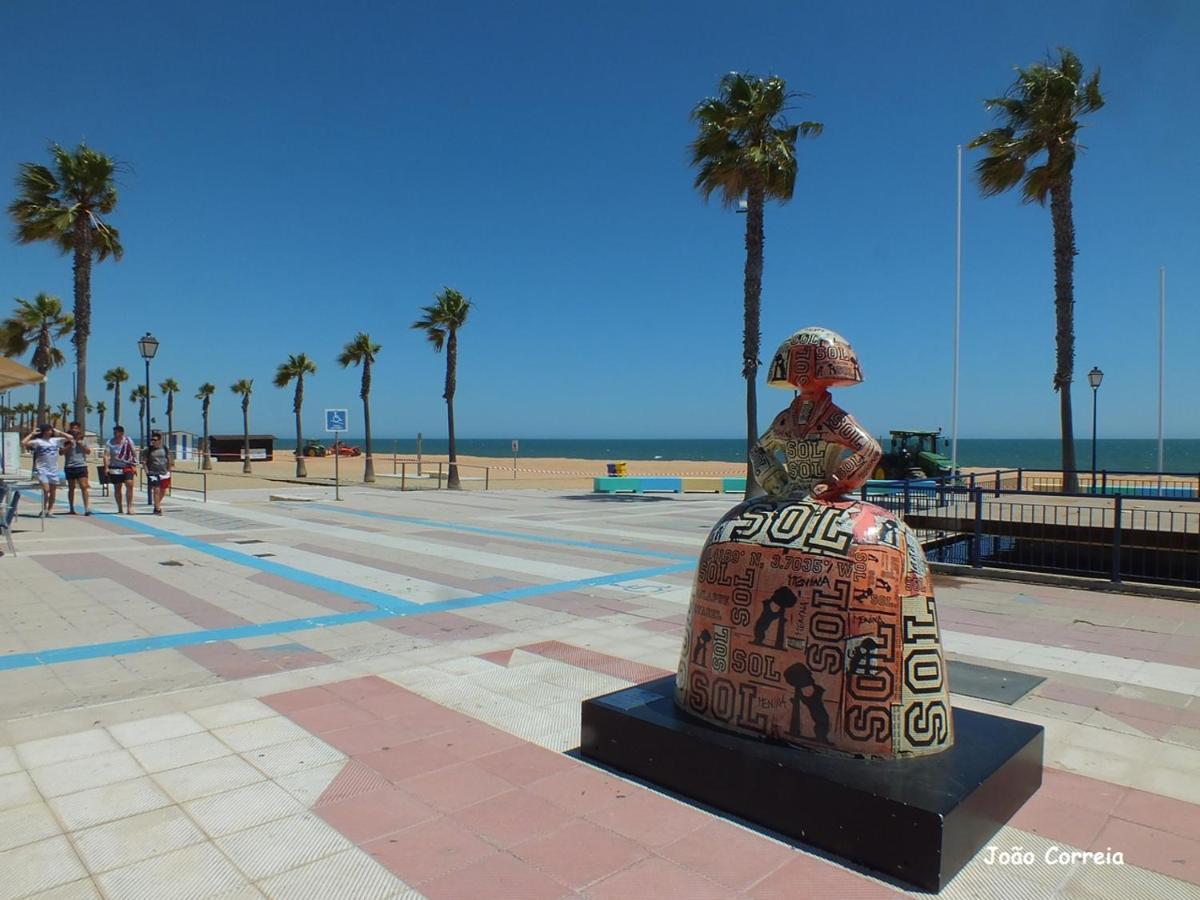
[311,504,694,562]
[0,562,692,671]
[90,513,421,615]
[0,610,389,670]
[418,562,694,613]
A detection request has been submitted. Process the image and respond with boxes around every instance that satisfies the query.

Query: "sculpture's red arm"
[813,408,881,499]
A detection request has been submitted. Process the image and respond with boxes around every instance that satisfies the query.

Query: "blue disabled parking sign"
[325,408,348,432]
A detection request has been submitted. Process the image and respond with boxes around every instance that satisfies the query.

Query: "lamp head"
[1088,367,1104,390]
[138,332,160,361]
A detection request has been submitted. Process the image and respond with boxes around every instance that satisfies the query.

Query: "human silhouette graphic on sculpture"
[848,637,880,677]
[784,663,831,744]
[752,587,797,649]
[691,629,712,666]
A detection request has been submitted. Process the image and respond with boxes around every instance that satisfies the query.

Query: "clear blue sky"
[1,1,1196,440]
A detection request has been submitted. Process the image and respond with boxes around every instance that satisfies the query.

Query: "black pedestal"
[580,676,1043,892]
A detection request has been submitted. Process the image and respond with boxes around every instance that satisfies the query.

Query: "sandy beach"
[11,448,1194,496]
[158,453,748,493]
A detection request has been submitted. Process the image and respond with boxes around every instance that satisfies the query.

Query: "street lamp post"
[1088,366,1104,494]
[138,333,159,507]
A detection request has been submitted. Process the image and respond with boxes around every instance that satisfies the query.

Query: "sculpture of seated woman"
[675,327,954,758]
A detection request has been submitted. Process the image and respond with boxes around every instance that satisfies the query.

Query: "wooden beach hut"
[206,434,275,462]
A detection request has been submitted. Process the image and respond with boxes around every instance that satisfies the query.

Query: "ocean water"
[272,437,1200,473]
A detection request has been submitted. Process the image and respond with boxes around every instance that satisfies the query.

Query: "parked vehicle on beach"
[873,430,953,480]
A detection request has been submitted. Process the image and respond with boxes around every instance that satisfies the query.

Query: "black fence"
[945,469,1200,500]
[860,484,1200,588]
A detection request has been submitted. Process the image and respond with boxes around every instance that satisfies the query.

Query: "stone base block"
[580,676,1043,892]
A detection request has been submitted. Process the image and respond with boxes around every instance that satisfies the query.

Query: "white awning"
[0,357,45,390]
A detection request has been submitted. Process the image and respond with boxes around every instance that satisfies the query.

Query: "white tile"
[242,737,343,779]
[16,729,118,770]
[273,763,344,807]
[184,780,305,837]
[189,700,275,730]
[153,755,265,803]
[0,748,17,776]
[258,848,411,900]
[0,801,61,852]
[72,806,205,873]
[108,713,204,748]
[29,749,144,799]
[214,717,311,753]
[0,835,88,900]
[0,771,39,811]
[23,878,103,899]
[129,732,232,773]
[49,777,172,831]
[216,813,353,880]
[95,842,251,900]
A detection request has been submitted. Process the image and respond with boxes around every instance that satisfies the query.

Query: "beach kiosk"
[167,431,199,463]
[207,434,275,462]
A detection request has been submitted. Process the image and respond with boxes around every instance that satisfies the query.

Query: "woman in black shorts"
[64,421,92,515]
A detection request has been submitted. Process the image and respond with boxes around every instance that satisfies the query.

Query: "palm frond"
[970,47,1103,200]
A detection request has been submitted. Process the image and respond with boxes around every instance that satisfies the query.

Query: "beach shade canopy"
[0,356,45,390]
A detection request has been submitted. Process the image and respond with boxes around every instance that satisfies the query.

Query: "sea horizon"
[256,436,1200,473]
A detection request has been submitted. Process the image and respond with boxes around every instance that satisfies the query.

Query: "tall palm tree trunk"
[294,379,307,478]
[98,408,105,445]
[742,184,765,498]
[112,387,121,432]
[361,361,375,482]
[445,329,460,489]
[37,380,48,425]
[1050,173,1080,494]
[72,218,92,428]
[242,403,252,473]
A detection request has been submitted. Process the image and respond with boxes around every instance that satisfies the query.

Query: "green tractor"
[302,441,328,458]
[873,430,953,481]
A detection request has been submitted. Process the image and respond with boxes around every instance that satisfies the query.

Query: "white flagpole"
[1157,266,1165,489]
[951,145,962,480]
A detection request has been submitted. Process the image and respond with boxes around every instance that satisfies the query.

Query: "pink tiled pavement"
[262,666,1200,896]
[511,820,647,890]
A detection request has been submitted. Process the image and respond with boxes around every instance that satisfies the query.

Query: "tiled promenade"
[0,486,1198,899]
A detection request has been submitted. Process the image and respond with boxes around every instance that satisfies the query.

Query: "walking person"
[64,421,93,516]
[21,423,73,516]
[142,430,172,515]
[105,425,137,514]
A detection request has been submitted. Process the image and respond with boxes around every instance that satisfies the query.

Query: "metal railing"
[382,458,491,491]
[137,467,207,502]
[901,488,1198,588]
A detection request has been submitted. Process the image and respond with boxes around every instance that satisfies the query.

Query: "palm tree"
[159,378,180,450]
[96,399,107,440]
[0,293,74,423]
[9,143,124,429]
[56,402,70,427]
[196,383,215,470]
[690,72,822,496]
[130,385,152,445]
[336,333,381,483]
[412,289,472,490]
[970,49,1103,494]
[104,367,129,430]
[230,379,253,473]
[274,354,317,478]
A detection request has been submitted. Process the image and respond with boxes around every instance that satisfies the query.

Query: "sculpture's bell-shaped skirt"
[675,496,954,759]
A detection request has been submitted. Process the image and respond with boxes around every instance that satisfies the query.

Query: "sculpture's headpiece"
[766,326,863,389]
